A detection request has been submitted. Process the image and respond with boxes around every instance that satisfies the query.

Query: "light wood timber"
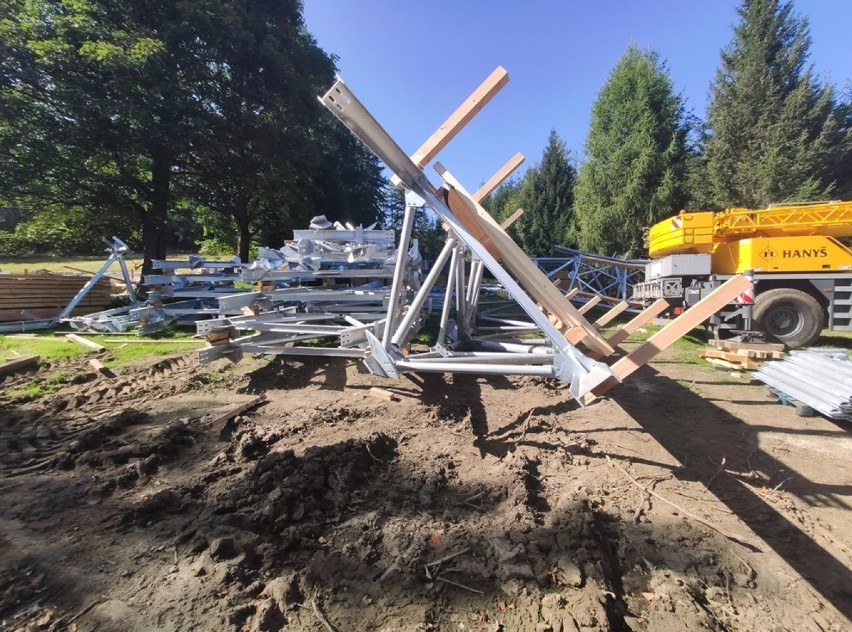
[707,339,785,353]
[606,298,670,348]
[445,189,500,257]
[391,67,509,192]
[499,208,524,230]
[581,275,752,404]
[65,333,105,352]
[593,301,630,330]
[436,162,613,357]
[369,387,400,402]
[0,354,39,376]
[578,295,602,314]
[474,152,525,201]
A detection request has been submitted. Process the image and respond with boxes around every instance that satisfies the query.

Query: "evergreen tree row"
[484,0,852,257]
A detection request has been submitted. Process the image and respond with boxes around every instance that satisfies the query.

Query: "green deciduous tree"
[703,0,852,207]
[0,0,385,267]
[512,130,575,257]
[573,47,688,257]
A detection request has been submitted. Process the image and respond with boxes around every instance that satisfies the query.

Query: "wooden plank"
[707,339,785,353]
[65,333,105,352]
[207,394,267,426]
[88,358,116,378]
[445,189,501,257]
[473,152,525,201]
[593,301,630,330]
[706,357,761,371]
[0,354,39,376]
[583,275,752,403]
[410,67,509,170]
[436,163,614,357]
[578,295,602,314]
[369,387,400,402]
[499,208,524,230]
[606,298,669,348]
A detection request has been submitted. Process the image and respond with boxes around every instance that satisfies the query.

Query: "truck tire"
[752,288,823,348]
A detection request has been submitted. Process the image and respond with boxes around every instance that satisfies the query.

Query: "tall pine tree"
[513,130,575,257]
[704,0,851,207]
[573,47,688,257]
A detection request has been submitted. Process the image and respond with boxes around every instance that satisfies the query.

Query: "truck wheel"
[752,288,823,349]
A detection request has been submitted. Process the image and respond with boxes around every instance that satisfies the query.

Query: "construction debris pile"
[2,66,755,405]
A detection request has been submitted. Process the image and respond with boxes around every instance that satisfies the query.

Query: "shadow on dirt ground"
[605,364,852,619]
[2,353,850,630]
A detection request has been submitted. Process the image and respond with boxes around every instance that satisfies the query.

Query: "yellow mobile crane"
[633,200,852,347]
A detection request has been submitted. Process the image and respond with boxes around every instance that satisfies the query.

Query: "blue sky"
[304,1,852,190]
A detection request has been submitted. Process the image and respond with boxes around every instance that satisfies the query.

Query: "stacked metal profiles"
[195,226,424,364]
[753,349,852,419]
[65,224,414,336]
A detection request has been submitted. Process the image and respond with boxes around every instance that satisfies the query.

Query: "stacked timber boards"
[0,274,112,321]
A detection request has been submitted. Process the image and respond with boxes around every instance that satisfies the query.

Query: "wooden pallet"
[698,347,774,370]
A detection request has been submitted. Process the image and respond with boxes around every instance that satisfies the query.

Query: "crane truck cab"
[632,201,852,348]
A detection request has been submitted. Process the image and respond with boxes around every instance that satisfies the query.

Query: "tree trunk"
[235,199,251,263]
[141,145,172,275]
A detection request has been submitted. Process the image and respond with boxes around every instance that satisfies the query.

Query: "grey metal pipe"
[382,202,417,348]
[391,237,456,347]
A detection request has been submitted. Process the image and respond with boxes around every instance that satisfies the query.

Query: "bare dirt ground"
[1,342,850,631]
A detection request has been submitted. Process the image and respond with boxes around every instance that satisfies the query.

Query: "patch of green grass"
[0,254,145,276]
[1,328,203,368]
[7,381,50,400]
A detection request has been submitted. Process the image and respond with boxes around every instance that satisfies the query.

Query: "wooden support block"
[475,153,525,201]
[578,295,602,314]
[88,358,116,378]
[499,208,524,230]
[65,333,105,352]
[0,354,39,376]
[593,301,630,330]
[582,276,752,404]
[605,298,669,348]
[208,394,267,426]
[445,189,501,257]
[204,331,232,344]
[435,163,614,357]
[706,357,761,371]
[369,387,400,402]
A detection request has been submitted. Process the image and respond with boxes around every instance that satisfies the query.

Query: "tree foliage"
[380,185,445,262]
[510,130,575,257]
[572,47,688,257]
[703,0,852,207]
[0,0,384,266]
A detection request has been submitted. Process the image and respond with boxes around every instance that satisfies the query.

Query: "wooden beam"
[412,67,508,168]
[0,354,39,376]
[578,295,602,314]
[499,208,524,230]
[446,189,500,258]
[593,301,630,330]
[208,394,267,426]
[582,276,752,403]
[65,333,105,352]
[474,153,525,201]
[606,298,669,348]
[435,163,614,357]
